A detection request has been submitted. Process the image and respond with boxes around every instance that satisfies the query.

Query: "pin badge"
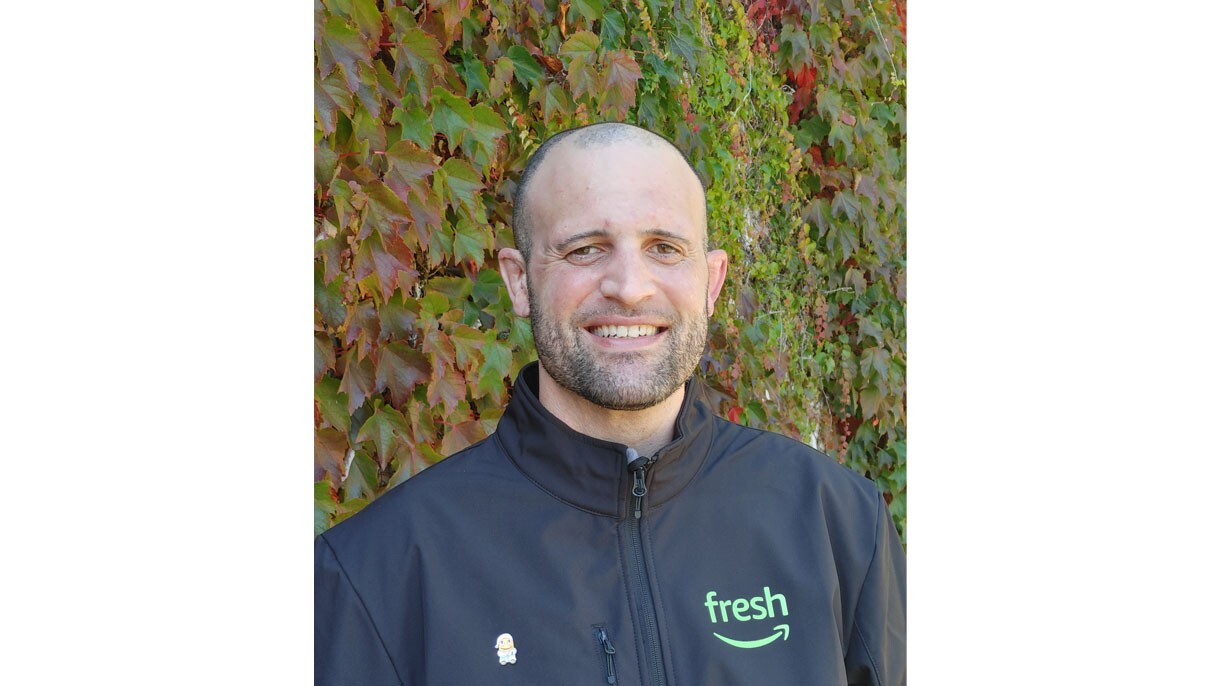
[495,633,517,665]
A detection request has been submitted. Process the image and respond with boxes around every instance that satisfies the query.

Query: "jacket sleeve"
[315,533,404,686]
[844,491,906,686]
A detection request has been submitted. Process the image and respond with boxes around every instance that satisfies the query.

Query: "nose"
[599,250,657,306]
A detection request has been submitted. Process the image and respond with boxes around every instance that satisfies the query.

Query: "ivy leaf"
[315,331,337,382]
[315,375,352,435]
[355,403,412,468]
[338,348,377,414]
[377,342,432,406]
[396,27,443,105]
[778,23,813,71]
[343,450,379,499]
[461,53,490,98]
[600,9,626,47]
[477,335,512,395]
[859,345,891,380]
[450,325,485,372]
[860,386,882,420]
[320,17,372,91]
[422,326,457,367]
[385,140,438,202]
[572,0,604,20]
[315,430,348,486]
[436,157,485,215]
[315,262,346,329]
[315,73,354,136]
[667,23,698,71]
[560,30,600,63]
[440,418,487,455]
[601,50,642,117]
[364,180,412,237]
[427,363,466,417]
[392,103,434,149]
[530,81,576,126]
[379,294,420,340]
[349,0,382,42]
[431,89,474,150]
[453,216,491,266]
[467,103,508,170]
[506,45,543,86]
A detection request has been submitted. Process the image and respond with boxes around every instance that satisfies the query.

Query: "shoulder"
[318,434,507,556]
[705,416,882,511]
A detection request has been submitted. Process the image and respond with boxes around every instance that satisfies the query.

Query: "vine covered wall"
[315,0,907,538]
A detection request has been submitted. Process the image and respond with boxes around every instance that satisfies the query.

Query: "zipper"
[595,626,617,685]
[624,448,666,686]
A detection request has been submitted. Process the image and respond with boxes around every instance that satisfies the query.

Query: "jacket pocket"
[593,625,618,685]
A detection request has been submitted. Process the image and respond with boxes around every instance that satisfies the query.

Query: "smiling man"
[315,123,906,686]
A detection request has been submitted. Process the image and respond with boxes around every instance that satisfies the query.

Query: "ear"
[498,248,531,317]
[704,249,729,315]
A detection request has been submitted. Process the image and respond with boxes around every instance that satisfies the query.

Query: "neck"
[536,368,685,457]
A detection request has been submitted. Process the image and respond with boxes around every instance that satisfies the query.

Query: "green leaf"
[428,275,474,303]
[599,9,626,47]
[560,31,600,61]
[477,335,512,394]
[392,103,433,148]
[385,139,438,201]
[860,386,882,419]
[349,0,382,42]
[320,17,372,91]
[342,449,380,498]
[461,53,490,98]
[314,262,346,329]
[778,23,812,71]
[450,325,485,372]
[436,157,485,214]
[315,375,351,435]
[354,404,412,468]
[431,89,474,150]
[396,27,442,105]
[315,73,354,136]
[467,103,508,169]
[506,45,543,86]
[453,216,491,265]
[572,0,604,20]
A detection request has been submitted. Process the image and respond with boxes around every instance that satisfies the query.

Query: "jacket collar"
[494,362,717,518]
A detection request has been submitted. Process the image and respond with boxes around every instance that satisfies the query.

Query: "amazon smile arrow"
[712,624,790,649]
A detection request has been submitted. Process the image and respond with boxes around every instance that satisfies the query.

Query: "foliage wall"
[314,0,907,538]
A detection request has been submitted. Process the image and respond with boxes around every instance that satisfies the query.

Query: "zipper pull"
[625,448,650,519]
[597,627,617,685]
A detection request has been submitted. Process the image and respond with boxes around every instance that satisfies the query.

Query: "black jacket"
[316,363,905,685]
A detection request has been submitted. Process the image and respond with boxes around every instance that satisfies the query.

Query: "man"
[315,123,906,685]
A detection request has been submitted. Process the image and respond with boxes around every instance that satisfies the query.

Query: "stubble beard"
[527,286,709,411]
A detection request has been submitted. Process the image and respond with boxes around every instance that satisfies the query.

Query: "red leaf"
[601,50,642,117]
[376,342,431,406]
[427,363,466,417]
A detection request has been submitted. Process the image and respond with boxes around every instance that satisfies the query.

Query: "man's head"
[498,123,729,412]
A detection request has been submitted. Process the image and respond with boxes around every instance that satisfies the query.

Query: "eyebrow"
[552,228,695,253]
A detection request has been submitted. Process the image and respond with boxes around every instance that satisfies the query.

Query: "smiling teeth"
[592,325,658,338]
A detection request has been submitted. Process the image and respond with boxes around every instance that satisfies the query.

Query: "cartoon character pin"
[495,633,517,665]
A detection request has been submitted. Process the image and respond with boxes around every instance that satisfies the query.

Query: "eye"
[565,244,604,263]
[649,242,684,261]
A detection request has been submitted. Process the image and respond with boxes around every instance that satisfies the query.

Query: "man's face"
[502,139,728,411]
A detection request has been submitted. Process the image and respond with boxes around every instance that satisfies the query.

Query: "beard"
[527,288,709,411]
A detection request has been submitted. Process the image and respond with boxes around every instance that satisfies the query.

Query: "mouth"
[588,324,663,339]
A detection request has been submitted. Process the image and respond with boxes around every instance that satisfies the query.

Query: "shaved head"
[511,123,706,262]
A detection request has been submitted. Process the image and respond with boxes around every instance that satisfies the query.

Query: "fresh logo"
[703,587,790,649]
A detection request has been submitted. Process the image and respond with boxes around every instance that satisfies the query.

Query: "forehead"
[530,140,706,244]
